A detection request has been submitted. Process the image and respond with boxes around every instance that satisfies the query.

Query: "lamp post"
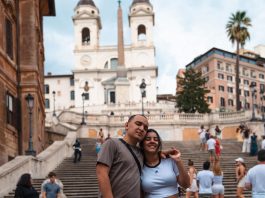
[261,90,265,121]
[139,79,146,115]
[52,91,56,116]
[25,93,36,156]
[81,93,86,125]
[250,82,257,121]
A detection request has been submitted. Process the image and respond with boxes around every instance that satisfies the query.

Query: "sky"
[43,0,265,94]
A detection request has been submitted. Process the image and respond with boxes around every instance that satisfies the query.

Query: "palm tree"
[226,11,251,111]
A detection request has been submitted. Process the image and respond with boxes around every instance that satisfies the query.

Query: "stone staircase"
[4,138,98,198]
[5,138,257,197]
[163,140,257,198]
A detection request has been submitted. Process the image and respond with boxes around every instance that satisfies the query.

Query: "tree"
[176,68,210,113]
[226,11,251,111]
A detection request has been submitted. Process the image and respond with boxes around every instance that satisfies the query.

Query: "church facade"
[45,0,158,112]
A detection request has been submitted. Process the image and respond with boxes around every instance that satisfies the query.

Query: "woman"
[186,159,198,198]
[215,136,221,160]
[250,132,258,156]
[15,173,39,198]
[212,162,224,198]
[235,157,246,198]
[140,129,190,197]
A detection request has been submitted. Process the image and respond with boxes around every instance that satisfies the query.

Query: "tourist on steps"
[73,139,82,163]
[212,162,225,198]
[186,159,199,198]
[245,149,265,198]
[140,129,190,197]
[197,160,214,198]
[14,173,39,198]
[41,172,60,198]
[235,157,247,198]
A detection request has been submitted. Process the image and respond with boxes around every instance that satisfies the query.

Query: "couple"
[96,114,190,197]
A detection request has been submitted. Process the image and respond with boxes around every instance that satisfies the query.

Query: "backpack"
[205,132,210,140]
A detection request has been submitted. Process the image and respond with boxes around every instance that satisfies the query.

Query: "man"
[42,172,60,198]
[96,114,148,198]
[73,139,82,163]
[206,135,217,163]
[235,157,246,198]
[245,149,265,197]
[197,160,214,198]
[198,125,206,151]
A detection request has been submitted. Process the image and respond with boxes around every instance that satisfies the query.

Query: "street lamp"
[52,91,56,116]
[139,79,146,115]
[250,82,257,121]
[261,90,265,121]
[81,93,86,125]
[25,93,36,156]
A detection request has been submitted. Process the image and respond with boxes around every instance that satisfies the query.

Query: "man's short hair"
[48,172,56,178]
[127,114,147,122]
[203,161,211,170]
[258,149,265,162]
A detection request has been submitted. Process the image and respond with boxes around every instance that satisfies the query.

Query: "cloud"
[44,28,74,74]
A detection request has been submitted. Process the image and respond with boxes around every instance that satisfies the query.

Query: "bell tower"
[73,0,102,69]
[129,0,154,47]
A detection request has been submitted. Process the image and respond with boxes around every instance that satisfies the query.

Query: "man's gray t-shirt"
[43,182,60,198]
[97,138,143,198]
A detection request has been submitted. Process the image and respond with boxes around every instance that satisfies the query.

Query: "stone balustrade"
[0,132,76,197]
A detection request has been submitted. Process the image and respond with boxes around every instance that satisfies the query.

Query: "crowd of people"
[14,116,265,197]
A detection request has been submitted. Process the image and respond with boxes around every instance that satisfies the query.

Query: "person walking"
[41,172,60,198]
[196,161,214,198]
[214,125,222,140]
[215,136,221,161]
[235,157,247,198]
[96,114,149,198]
[14,173,39,198]
[41,176,65,198]
[140,129,190,197]
[212,162,224,198]
[186,159,199,198]
[206,135,217,164]
[245,149,265,197]
[73,139,82,163]
[198,125,206,151]
[250,132,258,156]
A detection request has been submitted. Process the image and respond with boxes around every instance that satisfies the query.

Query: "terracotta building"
[0,0,55,165]
[177,47,265,112]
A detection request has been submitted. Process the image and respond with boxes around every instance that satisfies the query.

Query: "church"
[44,0,158,113]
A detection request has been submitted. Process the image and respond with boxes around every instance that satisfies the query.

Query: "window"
[137,25,146,41]
[202,65,209,74]
[260,84,265,92]
[226,63,232,72]
[82,28,90,45]
[70,77,74,86]
[243,79,249,85]
[207,96,213,103]
[218,73,224,79]
[251,70,256,78]
[227,87,233,93]
[227,76,233,82]
[5,18,13,59]
[45,99,50,109]
[228,99,234,106]
[70,91,75,100]
[244,90,250,97]
[259,73,265,79]
[218,85,224,91]
[245,103,250,109]
[6,93,14,125]
[217,61,223,70]
[44,84,49,94]
[220,97,225,107]
[110,58,118,69]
